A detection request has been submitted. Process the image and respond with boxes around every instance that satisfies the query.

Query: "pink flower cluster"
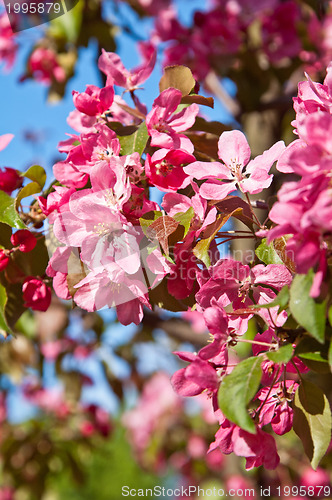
[171,259,304,470]
[266,65,332,297]
[151,1,332,80]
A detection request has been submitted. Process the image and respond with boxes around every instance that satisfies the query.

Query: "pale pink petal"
[246,140,285,175]
[200,180,237,200]
[218,130,251,167]
[0,133,14,151]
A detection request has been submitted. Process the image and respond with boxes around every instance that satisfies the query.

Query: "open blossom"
[266,67,332,296]
[72,84,114,117]
[196,259,292,328]
[146,88,198,150]
[99,41,156,91]
[184,130,285,200]
[255,381,298,435]
[209,413,280,470]
[145,148,195,192]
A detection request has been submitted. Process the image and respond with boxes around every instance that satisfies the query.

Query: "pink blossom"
[27,47,66,85]
[72,84,114,117]
[145,148,195,192]
[232,426,280,470]
[146,88,198,150]
[196,259,291,328]
[256,381,298,435]
[300,467,331,497]
[22,277,52,312]
[261,1,301,63]
[73,267,150,325]
[46,246,72,300]
[184,130,285,199]
[0,13,17,70]
[98,41,156,91]
[122,372,183,453]
[171,356,220,398]
[23,384,69,418]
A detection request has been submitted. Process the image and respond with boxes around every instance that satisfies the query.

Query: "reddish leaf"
[181,94,214,108]
[213,196,255,230]
[273,236,296,273]
[146,215,179,255]
[159,65,195,96]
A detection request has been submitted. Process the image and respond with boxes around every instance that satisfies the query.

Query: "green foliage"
[289,271,327,344]
[194,209,241,267]
[293,380,332,470]
[266,344,293,364]
[119,122,149,156]
[255,238,283,265]
[0,191,25,229]
[0,283,13,337]
[173,207,195,237]
[16,165,46,209]
[21,165,46,189]
[218,356,262,433]
[52,427,159,499]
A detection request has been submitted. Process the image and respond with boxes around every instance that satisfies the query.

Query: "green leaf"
[289,271,327,344]
[328,305,332,327]
[255,238,283,265]
[298,352,328,362]
[0,283,12,337]
[21,165,46,189]
[266,344,293,363]
[119,122,148,157]
[194,209,242,267]
[173,207,195,237]
[295,336,330,372]
[218,356,262,433]
[328,340,332,369]
[0,191,25,229]
[159,65,195,96]
[293,380,332,469]
[49,1,83,43]
[15,182,42,210]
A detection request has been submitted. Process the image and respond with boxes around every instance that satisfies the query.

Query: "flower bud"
[22,277,51,312]
[11,230,36,253]
[0,250,10,272]
[0,167,23,194]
